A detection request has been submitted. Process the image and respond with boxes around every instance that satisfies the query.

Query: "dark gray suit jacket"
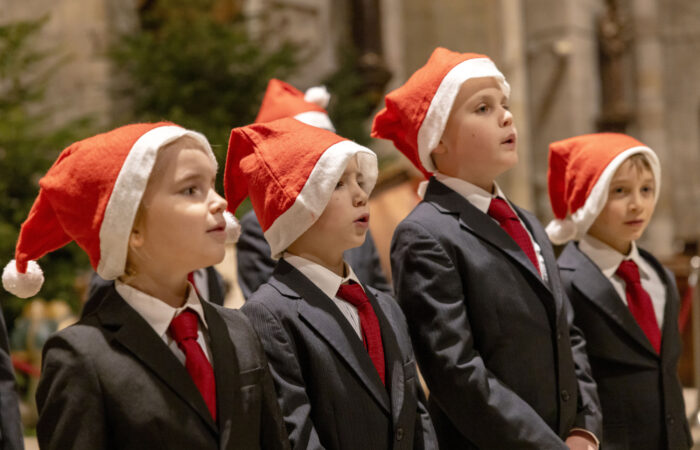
[36,285,290,450]
[391,178,602,449]
[241,260,437,450]
[0,308,23,450]
[558,242,692,450]
[236,210,392,298]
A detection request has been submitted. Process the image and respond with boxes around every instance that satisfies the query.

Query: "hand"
[565,434,597,450]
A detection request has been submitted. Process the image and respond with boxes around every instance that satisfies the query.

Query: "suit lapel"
[201,301,241,442]
[269,261,391,413]
[97,287,218,434]
[559,243,658,357]
[639,248,678,359]
[425,179,548,290]
[366,287,404,426]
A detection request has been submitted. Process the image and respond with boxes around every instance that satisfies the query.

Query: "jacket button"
[396,427,404,441]
[560,390,570,402]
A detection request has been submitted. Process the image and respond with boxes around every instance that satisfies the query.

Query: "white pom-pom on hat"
[223,210,241,244]
[304,86,331,109]
[545,218,577,245]
[2,260,44,299]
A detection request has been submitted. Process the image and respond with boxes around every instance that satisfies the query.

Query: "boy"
[236,78,390,298]
[225,118,437,449]
[371,47,602,449]
[1,122,289,449]
[547,133,692,449]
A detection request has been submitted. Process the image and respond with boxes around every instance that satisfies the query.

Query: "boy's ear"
[128,228,144,249]
[432,140,448,155]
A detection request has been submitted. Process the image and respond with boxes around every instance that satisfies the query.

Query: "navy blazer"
[558,242,692,450]
[236,210,392,298]
[241,259,437,450]
[36,285,290,450]
[391,178,601,449]
[0,307,23,450]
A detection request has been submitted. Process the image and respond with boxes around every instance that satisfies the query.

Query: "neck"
[122,268,189,308]
[286,249,345,277]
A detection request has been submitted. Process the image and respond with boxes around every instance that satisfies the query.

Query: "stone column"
[632,0,674,257]
[498,0,534,210]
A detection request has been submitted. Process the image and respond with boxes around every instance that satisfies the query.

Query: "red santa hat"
[546,132,661,244]
[225,118,377,259]
[255,78,335,132]
[371,47,510,178]
[2,122,239,299]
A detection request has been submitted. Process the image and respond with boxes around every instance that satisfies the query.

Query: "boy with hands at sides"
[372,47,602,449]
[547,133,692,450]
[225,118,437,449]
[2,123,290,449]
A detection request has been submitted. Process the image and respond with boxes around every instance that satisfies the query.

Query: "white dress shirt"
[283,253,365,339]
[578,234,666,327]
[431,172,549,282]
[115,280,213,364]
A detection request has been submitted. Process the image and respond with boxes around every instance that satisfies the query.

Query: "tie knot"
[488,197,517,223]
[616,260,641,284]
[169,309,199,343]
[336,282,369,308]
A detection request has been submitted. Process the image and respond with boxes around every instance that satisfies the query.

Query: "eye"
[641,184,655,194]
[335,180,345,189]
[476,104,489,113]
[181,185,201,196]
[502,103,510,111]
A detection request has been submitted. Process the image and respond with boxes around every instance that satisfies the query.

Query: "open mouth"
[354,213,370,224]
[501,134,516,145]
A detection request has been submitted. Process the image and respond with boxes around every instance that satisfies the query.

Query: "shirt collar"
[578,234,648,280]
[282,252,362,299]
[431,172,505,213]
[115,280,208,338]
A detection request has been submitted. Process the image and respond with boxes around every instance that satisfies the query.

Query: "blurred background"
[2,0,700,444]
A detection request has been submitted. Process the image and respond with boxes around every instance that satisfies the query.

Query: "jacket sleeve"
[391,219,567,449]
[36,333,107,450]
[563,287,603,439]
[0,310,23,450]
[242,301,326,450]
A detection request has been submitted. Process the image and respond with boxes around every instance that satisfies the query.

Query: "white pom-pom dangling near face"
[223,210,242,244]
[2,259,44,299]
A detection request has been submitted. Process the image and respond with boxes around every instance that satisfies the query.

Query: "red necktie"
[169,309,217,420]
[616,260,661,353]
[336,283,385,385]
[487,197,541,276]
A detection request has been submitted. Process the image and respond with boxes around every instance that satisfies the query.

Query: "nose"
[501,107,513,127]
[629,191,643,211]
[352,182,368,207]
[210,189,228,214]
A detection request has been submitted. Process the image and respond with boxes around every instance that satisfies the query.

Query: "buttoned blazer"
[390,178,602,449]
[558,242,692,450]
[36,285,290,450]
[236,210,392,298]
[241,260,437,450]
